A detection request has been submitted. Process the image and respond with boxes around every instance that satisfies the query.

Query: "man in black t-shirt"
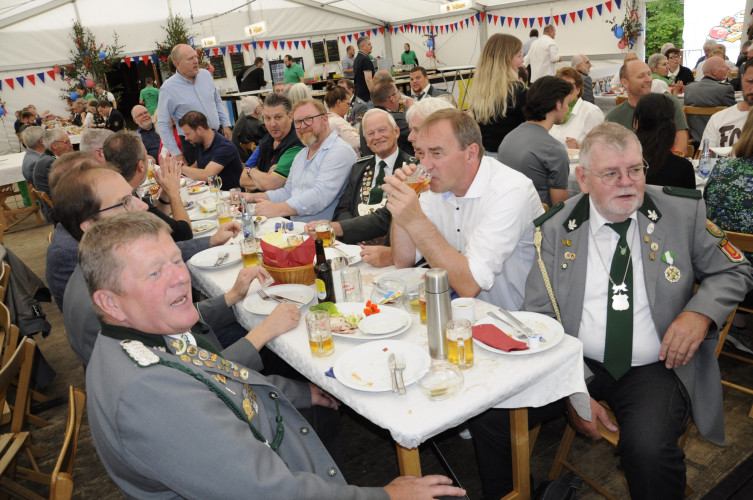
[179,111,244,190]
[353,36,374,104]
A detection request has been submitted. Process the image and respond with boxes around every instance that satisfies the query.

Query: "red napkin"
[472,324,529,352]
[261,236,315,268]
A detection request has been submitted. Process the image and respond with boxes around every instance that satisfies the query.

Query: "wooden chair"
[0,262,9,305]
[683,105,727,122]
[615,96,628,106]
[239,141,258,156]
[0,184,43,231]
[0,387,86,500]
[717,231,753,418]
[28,188,53,212]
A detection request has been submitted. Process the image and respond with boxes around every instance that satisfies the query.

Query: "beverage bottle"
[605,78,611,93]
[314,239,336,303]
[593,79,600,96]
[699,138,712,178]
[241,212,255,239]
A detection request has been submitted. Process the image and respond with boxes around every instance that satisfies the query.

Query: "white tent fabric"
[1,0,639,153]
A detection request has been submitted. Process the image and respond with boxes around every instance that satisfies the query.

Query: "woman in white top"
[550,67,605,148]
[324,83,360,154]
[648,53,684,95]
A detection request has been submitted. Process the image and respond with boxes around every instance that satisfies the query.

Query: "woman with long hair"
[467,34,526,156]
[324,82,360,153]
[633,93,695,188]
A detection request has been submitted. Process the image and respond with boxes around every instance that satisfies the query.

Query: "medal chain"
[589,222,637,289]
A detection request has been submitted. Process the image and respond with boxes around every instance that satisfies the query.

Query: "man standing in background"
[139,77,160,116]
[524,24,561,82]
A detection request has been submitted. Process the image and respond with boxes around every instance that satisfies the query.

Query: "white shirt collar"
[376,148,400,173]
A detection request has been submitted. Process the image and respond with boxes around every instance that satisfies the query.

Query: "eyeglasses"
[52,139,72,146]
[588,161,649,186]
[134,112,151,119]
[98,190,138,213]
[293,113,325,129]
[668,55,681,60]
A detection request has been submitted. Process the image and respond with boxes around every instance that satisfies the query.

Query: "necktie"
[416,92,425,101]
[369,160,387,204]
[603,220,633,380]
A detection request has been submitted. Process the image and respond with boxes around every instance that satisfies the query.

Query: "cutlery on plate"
[257,289,305,306]
[394,353,406,395]
[487,311,529,346]
[497,308,536,336]
[213,251,229,267]
[388,353,398,393]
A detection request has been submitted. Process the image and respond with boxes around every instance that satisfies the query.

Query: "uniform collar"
[562,191,662,233]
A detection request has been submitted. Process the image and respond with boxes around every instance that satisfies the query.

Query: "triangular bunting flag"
[355,33,360,40]
[616,0,622,9]
[251,41,257,49]
[272,41,278,50]
[152,55,160,65]
[28,74,35,85]
[220,47,226,55]
[596,5,602,15]
[454,22,459,31]
[561,14,567,24]
[464,19,469,28]
[347,34,353,42]
[481,13,486,21]
[302,40,308,49]
[243,43,250,51]
[587,7,594,18]
[37,72,45,83]
[538,17,543,27]
[544,16,550,25]
[400,26,404,33]
[578,10,583,20]
[16,76,24,87]
[47,70,55,81]
[529,17,535,27]
[205,50,210,57]
[494,15,499,24]
[570,12,577,22]
[265,41,271,49]
[0,81,2,91]
[142,55,149,63]
[360,31,366,37]
[212,48,219,56]
[340,35,346,44]
[379,27,384,35]
[471,16,475,25]
[372,29,377,36]
[508,17,513,27]
[554,16,559,25]
[475,13,480,22]
[228,45,235,53]
[124,57,131,67]
[134,56,140,65]
[523,18,528,27]
[286,41,291,49]
[294,41,300,49]
[605,1,612,12]
[514,18,519,28]
[5,79,13,90]
[236,44,242,52]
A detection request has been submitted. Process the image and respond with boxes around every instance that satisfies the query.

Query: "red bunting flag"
[523,18,528,27]
[124,57,131,67]
[228,45,234,53]
[212,48,219,56]
[508,17,513,27]
[302,40,307,48]
[341,35,346,44]
[587,7,594,18]
[570,12,576,22]
[243,43,250,51]
[5,79,14,90]
[554,16,559,25]
[47,70,56,80]
[493,15,498,24]
[481,13,486,21]
[141,55,149,64]
[470,16,475,25]
[287,41,293,49]
[538,17,543,27]
[605,1,612,12]
[379,27,384,35]
[354,33,359,40]
[28,74,35,85]
[272,41,278,50]
[399,26,404,33]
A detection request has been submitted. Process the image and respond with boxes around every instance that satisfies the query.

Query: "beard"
[299,131,320,147]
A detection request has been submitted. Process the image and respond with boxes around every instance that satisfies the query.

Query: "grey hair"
[703,39,717,51]
[285,83,312,105]
[660,42,675,55]
[362,108,397,130]
[405,96,455,123]
[240,96,263,115]
[80,128,114,152]
[42,128,68,149]
[21,126,45,148]
[647,53,666,72]
[580,123,642,170]
[571,54,586,68]
[357,36,370,49]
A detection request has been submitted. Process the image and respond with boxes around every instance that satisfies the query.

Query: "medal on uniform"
[187,345,198,357]
[169,338,186,355]
[647,223,655,235]
[243,398,256,421]
[662,250,681,283]
[611,283,630,311]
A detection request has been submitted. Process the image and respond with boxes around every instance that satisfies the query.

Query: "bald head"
[171,44,200,79]
[131,105,153,130]
[703,56,728,81]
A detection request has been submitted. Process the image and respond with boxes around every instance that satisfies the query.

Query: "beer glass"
[315,222,335,247]
[240,237,260,267]
[306,311,334,357]
[446,318,474,369]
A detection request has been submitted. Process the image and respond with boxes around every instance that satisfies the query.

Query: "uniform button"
[457,228,460,232]
[269,391,278,400]
[327,467,338,477]
[300,426,310,435]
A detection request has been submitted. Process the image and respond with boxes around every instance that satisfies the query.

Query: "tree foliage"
[646,0,685,55]
[155,14,203,74]
[61,20,124,100]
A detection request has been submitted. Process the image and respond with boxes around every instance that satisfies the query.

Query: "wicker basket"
[261,262,315,285]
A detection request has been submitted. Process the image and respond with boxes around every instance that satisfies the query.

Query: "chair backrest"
[0,301,20,368]
[0,337,35,434]
[615,96,628,106]
[0,261,10,304]
[725,230,753,253]
[30,186,54,210]
[49,386,86,500]
[683,105,728,117]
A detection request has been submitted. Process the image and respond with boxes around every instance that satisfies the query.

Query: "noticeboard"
[230,53,245,77]
[326,40,340,63]
[208,55,227,79]
[311,41,327,65]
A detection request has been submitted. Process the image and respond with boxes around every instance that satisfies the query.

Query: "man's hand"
[383,174,423,228]
[247,303,301,350]
[659,311,712,368]
[223,126,233,140]
[670,81,685,96]
[565,137,579,149]
[171,154,185,166]
[567,397,618,440]
[153,155,182,199]
[308,383,340,410]
[359,244,393,267]
[383,475,466,500]
[242,192,266,203]
[225,267,271,306]
[254,199,291,218]
[209,222,241,246]
[304,220,343,238]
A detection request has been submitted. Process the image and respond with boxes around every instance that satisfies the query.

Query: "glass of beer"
[148,183,161,204]
[418,283,427,325]
[229,188,242,208]
[405,164,431,194]
[146,158,156,180]
[446,318,474,369]
[216,201,232,225]
[208,174,223,198]
[240,237,260,267]
[315,222,335,247]
[306,311,334,357]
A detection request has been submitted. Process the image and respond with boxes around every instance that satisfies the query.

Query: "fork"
[257,289,304,306]
[388,353,398,393]
[394,353,406,395]
[213,251,229,267]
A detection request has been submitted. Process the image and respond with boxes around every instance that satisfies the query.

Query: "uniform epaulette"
[356,155,374,162]
[534,202,564,227]
[662,186,702,199]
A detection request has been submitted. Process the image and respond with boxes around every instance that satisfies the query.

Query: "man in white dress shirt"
[524,24,561,82]
[385,108,543,310]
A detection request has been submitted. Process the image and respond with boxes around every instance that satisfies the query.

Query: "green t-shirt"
[605,95,688,131]
[272,146,303,178]
[139,86,160,114]
[283,63,304,84]
[401,50,419,65]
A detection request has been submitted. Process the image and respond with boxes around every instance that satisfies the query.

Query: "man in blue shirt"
[179,111,244,191]
[157,44,232,166]
[244,99,356,222]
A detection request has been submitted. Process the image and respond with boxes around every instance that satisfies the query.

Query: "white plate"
[259,219,306,235]
[333,340,431,392]
[188,185,209,195]
[192,220,218,235]
[325,243,362,265]
[473,311,564,356]
[330,303,411,340]
[359,309,408,335]
[188,245,242,269]
[379,268,426,293]
[242,284,316,315]
[710,147,733,157]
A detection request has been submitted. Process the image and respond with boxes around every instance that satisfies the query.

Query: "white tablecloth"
[188,237,589,449]
[0,153,26,186]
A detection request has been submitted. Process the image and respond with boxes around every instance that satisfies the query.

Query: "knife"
[497,308,536,336]
[487,311,530,345]
[268,293,305,306]
[388,353,398,393]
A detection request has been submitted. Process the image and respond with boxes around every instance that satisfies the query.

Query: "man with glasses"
[470,122,753,499]
[33,128,73,221]
[244,99,356,222]
[361,81,413,157]
[240,94,303,193]
[131,105,160,159]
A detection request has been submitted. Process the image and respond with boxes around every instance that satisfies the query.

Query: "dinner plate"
[379,268,426,293]
[333,340,431,392]
[188,245,242,269]
[330,303,411,340]
[259,219,306,235]
[188,185,209,195]
[325,243,362,265]
[242,284,316,315]
[710,147,733,157]
[192,220,218,235]
[473,311,564,356]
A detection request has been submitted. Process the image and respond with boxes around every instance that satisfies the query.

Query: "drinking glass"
[208,175,223,197]
[370,278,407,309]
[446,319,474,369]
[315,222,335,247]
[240,237,260,267]
[229,188,242,208]
[341,266,364,302]
[306,311,334,357]
[405,164,431,194]
[418,283,427,325]
[216,201,232,225]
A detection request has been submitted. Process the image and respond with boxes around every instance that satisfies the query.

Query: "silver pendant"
[612,292,630,311]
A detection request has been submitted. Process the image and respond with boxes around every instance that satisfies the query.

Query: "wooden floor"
[4,217,753,500]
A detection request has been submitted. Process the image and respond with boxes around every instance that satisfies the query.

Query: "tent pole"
[477,11,488,51]
[384,27,393,66]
